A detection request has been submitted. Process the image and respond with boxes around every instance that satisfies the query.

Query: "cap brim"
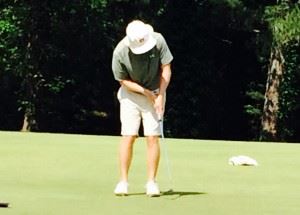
[127,34,157,55]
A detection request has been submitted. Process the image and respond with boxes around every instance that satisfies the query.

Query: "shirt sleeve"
[112,52,129,81]
[158,34,173,65]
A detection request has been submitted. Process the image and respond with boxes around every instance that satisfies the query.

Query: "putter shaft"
[159,119,173,190]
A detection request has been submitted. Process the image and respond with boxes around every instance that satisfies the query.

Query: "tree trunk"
[20,73,38,132]
[261,47,284,141]
[20,112,30,132]
[20,106,37,132]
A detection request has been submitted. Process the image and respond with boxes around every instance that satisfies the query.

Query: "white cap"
[124,20,157,54]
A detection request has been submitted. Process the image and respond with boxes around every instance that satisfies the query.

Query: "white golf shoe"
[114,181,128,196]
[146,181,160,197]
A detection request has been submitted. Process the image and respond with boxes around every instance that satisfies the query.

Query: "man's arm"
[155,63,172,118]
[159,64,172,95]
[119,80,157,104]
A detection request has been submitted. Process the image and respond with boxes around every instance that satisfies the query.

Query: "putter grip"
[158,113,163,121]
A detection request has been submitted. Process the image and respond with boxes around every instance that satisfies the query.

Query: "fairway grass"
[0,131,299,215]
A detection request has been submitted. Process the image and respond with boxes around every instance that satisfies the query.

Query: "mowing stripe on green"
[0,131,299,215]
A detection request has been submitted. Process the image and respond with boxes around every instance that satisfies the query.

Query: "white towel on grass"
[229,155,258,166]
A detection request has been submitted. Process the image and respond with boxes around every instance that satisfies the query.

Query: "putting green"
[0,131,299,215]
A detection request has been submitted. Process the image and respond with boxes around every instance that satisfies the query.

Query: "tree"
[1,0,300,141]
[158,0,265,139]
[0,1,26,130]
[261,2,300,141]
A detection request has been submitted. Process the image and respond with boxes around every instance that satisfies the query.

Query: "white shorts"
[117,86,164,136]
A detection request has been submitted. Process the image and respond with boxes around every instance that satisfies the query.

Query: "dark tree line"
[1,0,300,141]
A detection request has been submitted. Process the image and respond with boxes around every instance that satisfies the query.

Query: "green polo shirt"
[112,32,173,91]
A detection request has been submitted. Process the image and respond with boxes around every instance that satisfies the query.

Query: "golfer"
[112,20,173,196]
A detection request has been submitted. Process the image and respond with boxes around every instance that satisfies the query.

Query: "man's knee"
[146,136,159,146]
[121,135,137,145]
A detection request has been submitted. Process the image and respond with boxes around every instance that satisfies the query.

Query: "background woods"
[1,0,299,141]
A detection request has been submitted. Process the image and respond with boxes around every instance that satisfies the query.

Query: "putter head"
[162,189,173,195]
[0,202,9,208]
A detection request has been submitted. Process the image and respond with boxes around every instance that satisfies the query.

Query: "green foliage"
[241,1,300,141]
[156,0,264,139]
[90,0,108,8]
[244,82,265,140]
[265,4,300,46]
[277,43,300,141]
[0,6,23,73]
[244,105,261,115]
[1,0,300,141]
[0,3,27,130]
[209,0,242,8]
[260,2,300,141]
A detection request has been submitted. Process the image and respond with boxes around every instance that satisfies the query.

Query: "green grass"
[0,131,300,215]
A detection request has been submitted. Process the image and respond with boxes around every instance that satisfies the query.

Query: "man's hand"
[120,80,157,103]
[119,80,165,117]
[143,88,157,104]
[154,94,165,119]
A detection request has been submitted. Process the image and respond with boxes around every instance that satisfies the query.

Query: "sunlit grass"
[0,131,299,215]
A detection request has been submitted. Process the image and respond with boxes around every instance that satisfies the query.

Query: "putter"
[158,115,173,194]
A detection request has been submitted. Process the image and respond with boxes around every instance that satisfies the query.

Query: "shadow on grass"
[162,190,207,200]
[127,190,206,200]
[127,192,146,196]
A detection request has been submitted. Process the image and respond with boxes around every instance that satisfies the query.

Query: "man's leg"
[114,135,136,195]
[146,135,161,196]
[146,135,160,181]
[119,135,136,182]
